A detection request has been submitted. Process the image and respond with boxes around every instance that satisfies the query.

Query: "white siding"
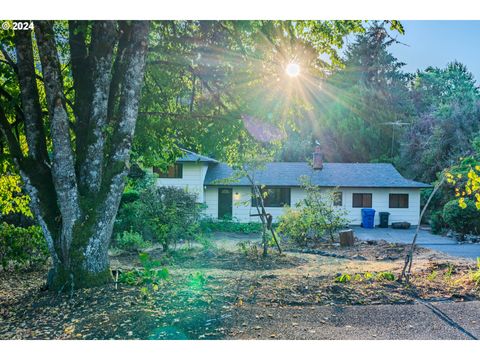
[155,163,209,202]
[339,188,421,226]
[202,186,421,225]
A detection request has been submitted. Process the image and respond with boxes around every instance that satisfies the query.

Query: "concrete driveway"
[353,226,480,261]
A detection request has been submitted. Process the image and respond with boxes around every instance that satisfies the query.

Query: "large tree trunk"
[0,20,150,290]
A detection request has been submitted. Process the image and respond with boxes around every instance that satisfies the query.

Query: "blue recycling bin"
[361,208,376,229]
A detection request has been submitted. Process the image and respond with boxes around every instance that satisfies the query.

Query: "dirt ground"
[0,232,479,340]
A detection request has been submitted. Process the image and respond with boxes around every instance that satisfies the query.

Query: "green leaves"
[277,179,349,245]
[0,223,48,270]
[376,272,395,282]
[335,274,351,283]
[334,271,395,284]
[118,253,170,295]
[0,172,32,217]
[137,20,385,167]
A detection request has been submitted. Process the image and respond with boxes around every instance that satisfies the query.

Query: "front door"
[218,188,233,220]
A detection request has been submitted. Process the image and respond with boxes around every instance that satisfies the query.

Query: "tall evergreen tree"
[314,24,412,163]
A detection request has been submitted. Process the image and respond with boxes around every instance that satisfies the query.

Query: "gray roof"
[204,162,431,188]
[177,149,218,163]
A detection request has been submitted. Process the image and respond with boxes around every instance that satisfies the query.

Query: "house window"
[352,193,372,208]
[333,191,343,206]
[251,187,291,207]
[153,163,183,178]
[389,194,409,208]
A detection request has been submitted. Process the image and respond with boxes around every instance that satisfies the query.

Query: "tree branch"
[35,20,80,263]
[106,21,131,125]
[78,21,118,194]
[0,105,23,161]
[13,28,49,163]
[68,20,92,168]
[85,20,150,272]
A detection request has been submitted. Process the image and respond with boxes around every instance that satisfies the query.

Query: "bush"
[237,240,261,258]
[115,185,201,251]
[429,210,446,234]
[199,219,262,234]
[277,180,349,246]
[0,222,49,270]
[276,207,310,245]
[115,201,144,236]
[120,191,140,205]
[115,230,150,251]
[118,253,169,295]
[443,199,480,239]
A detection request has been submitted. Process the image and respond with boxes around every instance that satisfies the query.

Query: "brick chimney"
[312,146,323,170]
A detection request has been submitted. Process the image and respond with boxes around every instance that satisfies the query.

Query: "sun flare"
[285,62,300,77]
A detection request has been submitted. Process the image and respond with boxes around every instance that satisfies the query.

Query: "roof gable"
[176,149,218,163]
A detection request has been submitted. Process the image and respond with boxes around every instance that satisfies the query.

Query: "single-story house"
[154,148,431,226]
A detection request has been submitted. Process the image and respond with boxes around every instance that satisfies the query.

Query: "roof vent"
[313,146,323,170]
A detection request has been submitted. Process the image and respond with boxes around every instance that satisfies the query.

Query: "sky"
[388,20,480,84]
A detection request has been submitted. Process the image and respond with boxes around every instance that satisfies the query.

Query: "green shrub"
[114,201,144,236]
[120,191,140,205]
[199,219,262,234]
[277,180,349,246]
[0,222,49,270]
[237,240,260,258]
[276,207,310,245]
[115,184,201,251]
[443,199,480,239]
[118,253,169,294]
[429,210,446,234]
[115,230,150,251]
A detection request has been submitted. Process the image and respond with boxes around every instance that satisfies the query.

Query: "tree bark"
[78,21,117,193]
[1,20,150,290]
[13,30,49,163]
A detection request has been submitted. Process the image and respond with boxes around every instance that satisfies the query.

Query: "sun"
[285,62,300,77]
